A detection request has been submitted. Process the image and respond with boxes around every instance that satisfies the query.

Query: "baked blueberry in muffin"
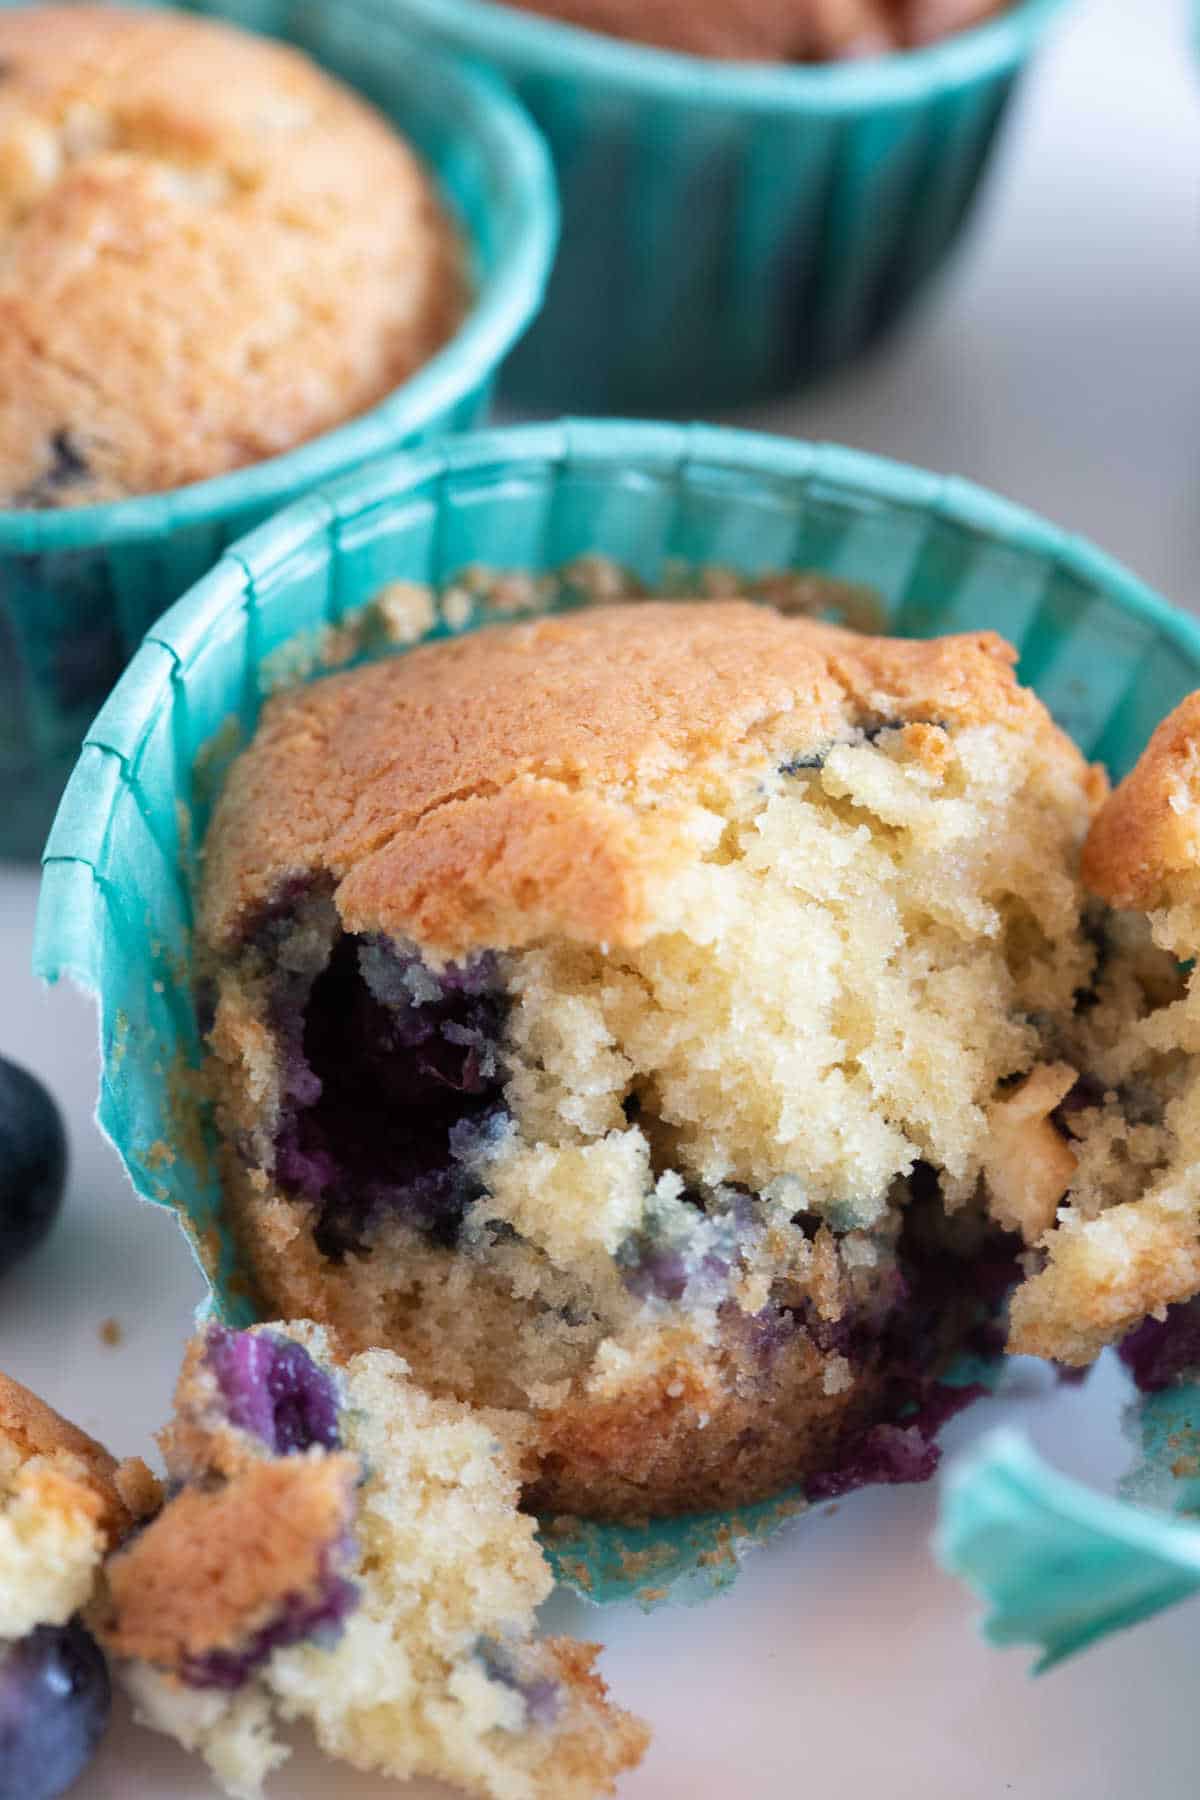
[496,0,1011,60]
[102,1322,647,1799]
[198,597,1154,1520]
[0,6,463,507]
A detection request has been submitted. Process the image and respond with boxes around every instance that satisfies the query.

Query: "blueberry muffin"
[496,0,1011,59]
[199,599,1119,1520]
[101,1323,647,1800]
[0,1373,158,1800]
[0,6,463,508]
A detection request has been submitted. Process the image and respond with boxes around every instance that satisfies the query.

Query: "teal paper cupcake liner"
[372,0,1072,413]
[936,1409,1200,1669]
[34,417,1200,1608]
[0,0,556,862]
[937,1383,1200,1669]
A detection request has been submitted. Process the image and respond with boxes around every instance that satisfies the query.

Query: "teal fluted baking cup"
[0,2,556,864]
[368,0,1072,413]
[936,1383,1200,1669]
[34,417,1200,1608]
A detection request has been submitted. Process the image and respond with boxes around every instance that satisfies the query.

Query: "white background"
[2,0,1200,1792]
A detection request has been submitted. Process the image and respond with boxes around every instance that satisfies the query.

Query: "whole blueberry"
[0,1058,67,1275]
[0,1620,111,1800]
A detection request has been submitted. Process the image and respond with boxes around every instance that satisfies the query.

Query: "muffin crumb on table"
[0,5,463,508]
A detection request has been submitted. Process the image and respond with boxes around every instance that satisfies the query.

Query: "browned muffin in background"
[0,6,464,508]
[495,0,1011,61]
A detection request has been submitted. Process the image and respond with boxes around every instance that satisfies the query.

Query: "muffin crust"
[0,6,462,506]
[202,601,1097,959]
[497,0,1010,60]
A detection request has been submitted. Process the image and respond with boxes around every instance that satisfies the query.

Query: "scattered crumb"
[374,580,437,646]
[99,1319,123,1348]
[440,586,474,631]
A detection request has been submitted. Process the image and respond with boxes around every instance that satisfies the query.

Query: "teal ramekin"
[0,2,556,863]
[34,417,1200,1608]
[370,0,1072,413]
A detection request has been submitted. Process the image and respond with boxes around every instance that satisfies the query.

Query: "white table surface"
[3,0,1200,1793]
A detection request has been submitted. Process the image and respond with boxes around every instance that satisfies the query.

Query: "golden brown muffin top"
[0,6,462,507]
[498,0,1008,60]
[201,599,1099,961]
[1082,692,1200,914]
[0,1369,158,1541]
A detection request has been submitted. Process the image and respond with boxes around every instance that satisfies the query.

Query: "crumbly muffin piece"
[102,1322,647,1800]
[0,6,462,507]
[498,0,1009,59]
[0,1374,157,1800]
[0,1371,157,1640]
[1006,694,1200,1370]
[199,599,1119,1519]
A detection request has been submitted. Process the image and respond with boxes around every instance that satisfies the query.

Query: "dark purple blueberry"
[617,1184,755,1304]
[778,750,827,774]
[806,1422,940,1501]
[265,931,509,1257]
[476,1642,561,1728]
[777,727,917,776]
[792,1186,1016,1503]
[806,1383,985,1502]
[619,1244,689,1303]
[181,1557,358,1690]
[0,1058,67,1277]
[1119,1298,1200,1393]
[14,430,92,510]
[205,1326,341,1455]
[0,1620,110,1800]
[726,1302,800,1366]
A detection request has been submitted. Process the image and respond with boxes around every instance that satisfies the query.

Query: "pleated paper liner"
[0,1,557,860]
[937,1389,1200,1668]
[374,0,1073,412]
[34,419,1200,1607]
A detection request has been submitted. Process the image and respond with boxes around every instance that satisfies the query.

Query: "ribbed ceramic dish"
[374,0,1072,413]
[34,417,1200,1610]
[0,0,556,861]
